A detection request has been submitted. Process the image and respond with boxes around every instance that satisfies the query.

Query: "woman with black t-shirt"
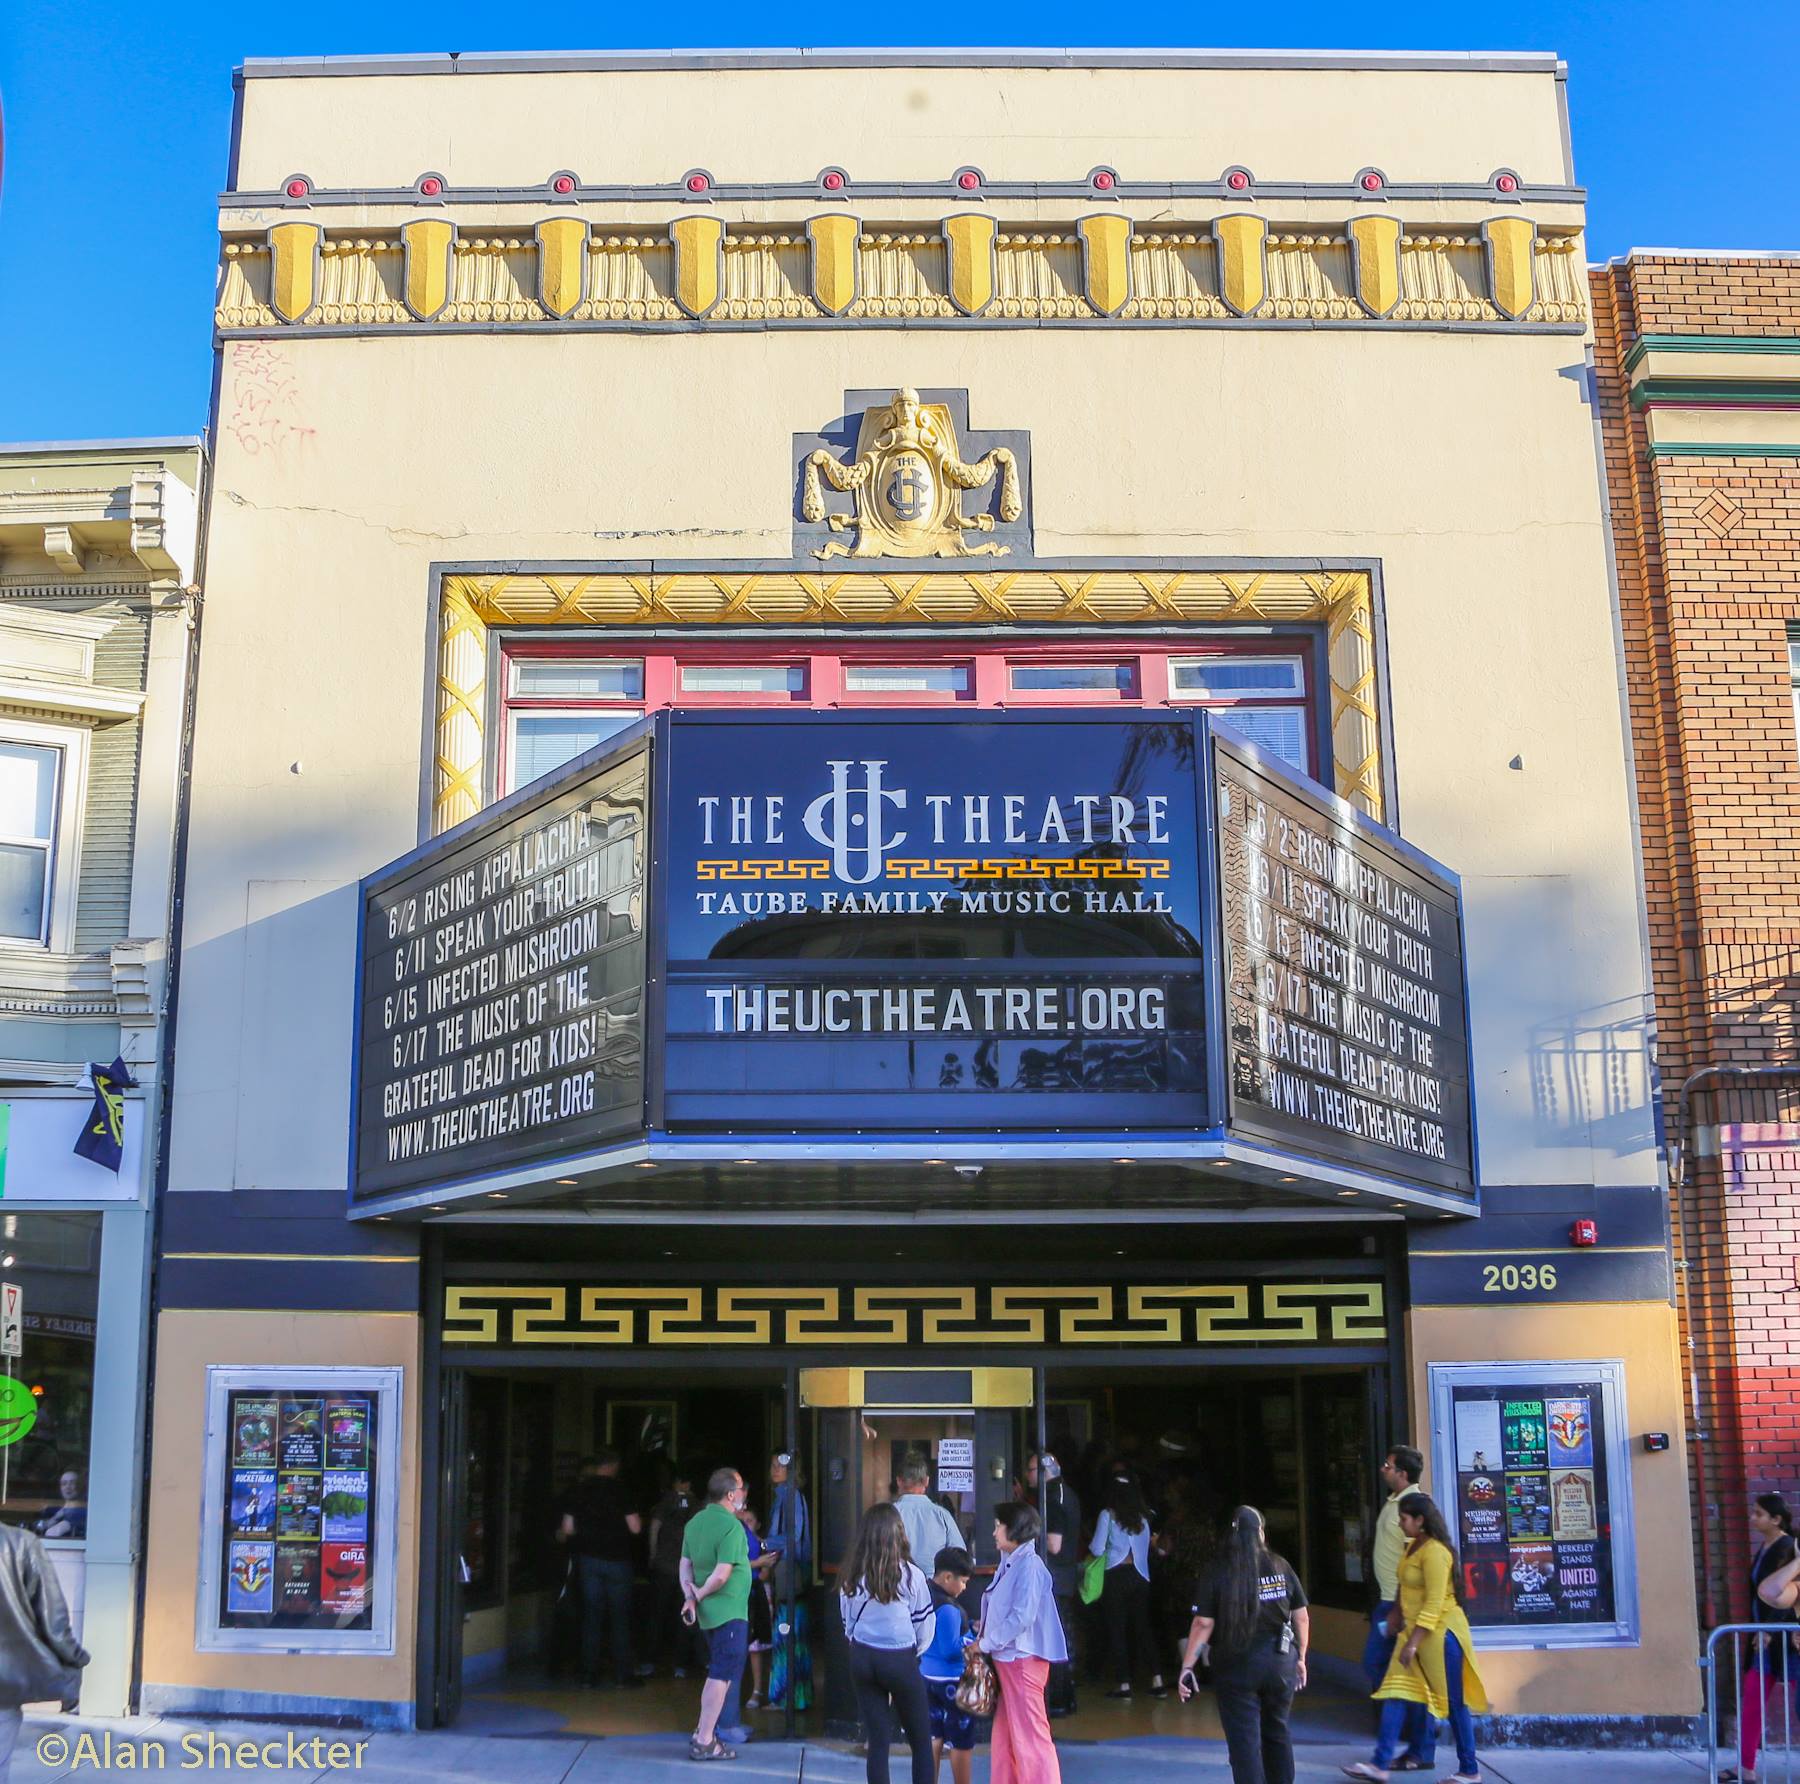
[1725,1492,1800,1784]
[1178,1505,1309,1784]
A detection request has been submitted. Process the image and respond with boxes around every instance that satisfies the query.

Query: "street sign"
[1,1283,22,1358]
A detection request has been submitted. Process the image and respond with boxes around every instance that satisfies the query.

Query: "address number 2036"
[1482,1262,1558,1293]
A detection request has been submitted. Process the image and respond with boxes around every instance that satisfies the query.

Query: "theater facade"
[144,47,1696,1740]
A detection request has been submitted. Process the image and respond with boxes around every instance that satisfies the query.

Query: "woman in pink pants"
[979,1501,1068,1784]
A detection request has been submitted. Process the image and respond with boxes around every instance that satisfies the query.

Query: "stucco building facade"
[141,49,1694,1741]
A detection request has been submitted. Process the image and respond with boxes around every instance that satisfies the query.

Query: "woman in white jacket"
[979,1501,1068,1784]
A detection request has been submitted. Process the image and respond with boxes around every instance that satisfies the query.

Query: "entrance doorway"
[426,1355,1382,1742]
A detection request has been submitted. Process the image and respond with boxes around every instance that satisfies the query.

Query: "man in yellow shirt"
[1365,1446,1430,1768]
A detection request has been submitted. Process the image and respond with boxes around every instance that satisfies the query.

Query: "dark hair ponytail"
[1758,1492,1795,1536]
[1214,1505,1284,1653]
[1397,1492,1466,1603]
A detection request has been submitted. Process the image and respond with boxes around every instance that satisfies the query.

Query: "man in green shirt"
[681,1466,751,1760]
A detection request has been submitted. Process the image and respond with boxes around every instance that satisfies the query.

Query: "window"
[1009,662,1132,694]
[1167,653,1312,774]
[678,664,806,696]
[0,720,85,951]
[843,664,971,696]
[0,744,60,943]
[503,657,644,795]
[1790,629,1800,754]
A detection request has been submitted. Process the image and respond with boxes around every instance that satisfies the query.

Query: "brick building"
[1592,250,1800,1627]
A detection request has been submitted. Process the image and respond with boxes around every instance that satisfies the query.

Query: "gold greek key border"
[442,1281,1386,1347]
[433,568,1383,836]
[694,856,1171,882]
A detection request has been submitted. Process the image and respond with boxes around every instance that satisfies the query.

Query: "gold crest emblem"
[801,388,1021,561]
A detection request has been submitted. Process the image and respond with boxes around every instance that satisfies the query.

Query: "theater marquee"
[348,711,1473,1209]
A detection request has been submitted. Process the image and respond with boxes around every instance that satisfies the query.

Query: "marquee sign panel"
[348,711,1474,1207]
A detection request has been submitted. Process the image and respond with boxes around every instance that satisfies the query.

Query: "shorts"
[701,1617,749,1683]
[926,1675,976,1750]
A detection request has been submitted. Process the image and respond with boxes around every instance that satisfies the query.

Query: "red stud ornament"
[1496,173,1519,194]
[822,171,845,192]
[552,175,576,195]
[285,178,309,199]
[687,172,710,194]
[420,176,444,197]
[957,170,980,191]
[1092,170,1116,191]
[1360,171,1384,192]
[1226,170,1250,192]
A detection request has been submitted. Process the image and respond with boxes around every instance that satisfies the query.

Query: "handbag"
[954,1645,998,1718]
[1079,1553,1106,1605]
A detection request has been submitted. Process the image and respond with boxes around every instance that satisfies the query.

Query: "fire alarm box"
[1570,1218,1598,1247]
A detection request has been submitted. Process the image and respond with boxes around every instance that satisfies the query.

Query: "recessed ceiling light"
[922,1159,946,1166]
[735,1158,756,1165]
[556,1178,578,1186]
[1113,1158,1133,1165]
[1390,1202,1406,1210]
[635,1161,657,1170]
[430,1205,446,1213]
[1278,1176,1298,1184]
[486,1192,506,1199]
[1210,1160,1230,1168]
[1337,1189,1358,1198]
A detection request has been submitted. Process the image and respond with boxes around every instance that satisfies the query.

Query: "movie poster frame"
[1426,1357,1639,1649]
[195,1365,402,1654]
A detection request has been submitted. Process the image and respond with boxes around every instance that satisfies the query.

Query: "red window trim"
[498,634,1323,792]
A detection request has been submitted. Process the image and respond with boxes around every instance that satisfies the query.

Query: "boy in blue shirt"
[922,1546,978,1784]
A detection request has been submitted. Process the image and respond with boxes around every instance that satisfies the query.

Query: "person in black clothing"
[557,1448,644,1689]
[646,1467,698,1676]
[1726,1492,1800,1784]
[1026,1450,1082,1717]
[1179,1505,1309,1784]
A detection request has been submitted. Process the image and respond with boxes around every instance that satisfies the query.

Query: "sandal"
[1342,1767,1390,1783]
[689,1737,737,1762]
[1392,1761,1431,1773]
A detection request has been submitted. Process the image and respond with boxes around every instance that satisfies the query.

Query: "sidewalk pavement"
[7,1717,1721,1783]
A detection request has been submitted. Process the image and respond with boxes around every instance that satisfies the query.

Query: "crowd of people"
[547,1439,1497,1783]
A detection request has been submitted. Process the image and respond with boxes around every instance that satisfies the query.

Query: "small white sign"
[936,1438,975,1493]
[1,1283,22,1358]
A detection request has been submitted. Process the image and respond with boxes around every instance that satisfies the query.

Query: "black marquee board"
[352,741,649,1201]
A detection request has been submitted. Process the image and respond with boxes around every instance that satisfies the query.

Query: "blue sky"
[2,0,1796,443]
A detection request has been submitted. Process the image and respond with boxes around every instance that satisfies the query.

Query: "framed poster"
[1427,1359,1638,1649]
[197,1366,401,1653]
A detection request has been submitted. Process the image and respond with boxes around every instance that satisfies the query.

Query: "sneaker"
[1104,1686,1133,1699]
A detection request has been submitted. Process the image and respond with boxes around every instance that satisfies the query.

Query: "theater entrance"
[422,1350,1388,1742]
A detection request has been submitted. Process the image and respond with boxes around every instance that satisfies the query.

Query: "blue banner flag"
[74,1055,136,1172]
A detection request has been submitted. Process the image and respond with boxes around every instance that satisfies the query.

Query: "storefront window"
[0,1211,99,1539]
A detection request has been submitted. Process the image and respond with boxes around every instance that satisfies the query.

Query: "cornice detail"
[218,217,1587,334]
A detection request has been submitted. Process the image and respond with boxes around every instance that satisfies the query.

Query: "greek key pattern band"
[442,1281,1385,1347]
[693,856,1172,882]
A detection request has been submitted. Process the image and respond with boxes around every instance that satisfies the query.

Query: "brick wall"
[1593,253,1800,1624]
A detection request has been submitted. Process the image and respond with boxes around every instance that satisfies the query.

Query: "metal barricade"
[1704,1623,1800,1783]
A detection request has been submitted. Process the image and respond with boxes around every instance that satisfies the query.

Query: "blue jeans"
[1363,1603,1430,1759]
[1374,1630,1477,1777]
[578,1555,636,1685]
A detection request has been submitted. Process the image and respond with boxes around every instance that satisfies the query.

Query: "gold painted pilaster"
[806,215,860,317]
[1347,215,1402,319]
[535,218,588,320]
[434,583,489,834]
[1077,215,1133,318]
[943,213,996,317]
[1484,217,1536,320]
[266,222,320,324]
[400,219,455,322]
[671,216,725,319]
[1212,214,1267,317]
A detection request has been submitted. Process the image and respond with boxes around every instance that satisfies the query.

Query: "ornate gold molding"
[219,219,1586,331]
[432,567,1383,835]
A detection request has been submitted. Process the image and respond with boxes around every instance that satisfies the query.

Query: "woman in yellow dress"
[1343,1493,1487,1784]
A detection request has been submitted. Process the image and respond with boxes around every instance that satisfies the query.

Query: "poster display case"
[196,1366,401,1653]
[1427,1359,1638,1648]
